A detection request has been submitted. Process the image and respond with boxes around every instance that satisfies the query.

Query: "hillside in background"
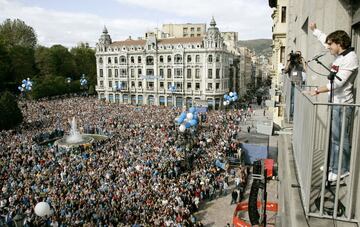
[238,39,272,57]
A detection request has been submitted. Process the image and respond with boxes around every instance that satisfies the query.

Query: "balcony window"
[159,55,164,63]
[114,57,118,64]
[159,68,164,78]
[208,54,213,63]
[187,68,192,79]
[99,57,103,64]
[167,55,172,63]
[108,57,112,64]
[131,56,134,63]
[120,56,126,64]
[146,56,154,65]
[108,69,112,77]
[174,54,182,64]
[167,69,172,78]
[208,69,213,79]
[115,69,119,77]
[138,69,142,78]
[195,69,200,79]
[196,55,200,63]
[187,82,192,89]
[160,82,164,89]
[100,69,103,77]
[187,55,192,63]
[146,69,154,76]
[195,83,200,90]
[207,83,212,90]
[174,68,183,78]
[216,68,220,79]
[138,56,142,63]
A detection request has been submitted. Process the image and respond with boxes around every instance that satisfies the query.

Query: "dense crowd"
[0,96,251,226]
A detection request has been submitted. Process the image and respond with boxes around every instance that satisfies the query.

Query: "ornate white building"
[95,18,239,110]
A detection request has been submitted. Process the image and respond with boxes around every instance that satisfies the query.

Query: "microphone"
[307,53,326,62]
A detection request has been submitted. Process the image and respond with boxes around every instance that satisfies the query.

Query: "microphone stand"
[313,58,345,216]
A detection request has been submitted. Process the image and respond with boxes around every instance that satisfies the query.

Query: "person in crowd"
[309,22,359,181]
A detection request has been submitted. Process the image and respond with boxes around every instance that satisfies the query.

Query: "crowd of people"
[0,96,252,226]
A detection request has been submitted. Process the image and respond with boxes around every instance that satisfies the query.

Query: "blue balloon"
[177,117,185,124]
[185,122,191,128]
[189,119,198,126]
[179,112,187,119]
[22,79,27,84]
[189,107,196,113]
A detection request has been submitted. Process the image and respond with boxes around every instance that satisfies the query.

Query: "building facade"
[268,0,288,126]
[95,18,238,110]
[162,23,206,38]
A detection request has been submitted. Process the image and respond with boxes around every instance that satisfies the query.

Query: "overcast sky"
[0,0,273,48]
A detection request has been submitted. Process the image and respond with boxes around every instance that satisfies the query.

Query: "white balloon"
[179,124,186,132]
[226,100,230,105]
[22,84,25,88]
[186,113,193,120]
[223,101,227,106]
[34,202,50,217]
[229,92,234,97]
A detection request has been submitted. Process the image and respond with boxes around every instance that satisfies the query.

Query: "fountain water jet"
[66,117,84,143]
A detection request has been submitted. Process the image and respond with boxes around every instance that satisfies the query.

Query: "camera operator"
[309,22,358,181]
[285,51,307,120]
[285,50,307,86]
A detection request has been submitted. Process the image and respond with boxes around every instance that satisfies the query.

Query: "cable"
[305,61,329,77]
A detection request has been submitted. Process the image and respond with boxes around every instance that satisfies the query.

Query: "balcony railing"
[284,75,360,223]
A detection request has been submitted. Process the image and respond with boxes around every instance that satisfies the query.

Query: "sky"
[0,0,273,48]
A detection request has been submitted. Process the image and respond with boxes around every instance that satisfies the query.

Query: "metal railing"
[288,79,360,223]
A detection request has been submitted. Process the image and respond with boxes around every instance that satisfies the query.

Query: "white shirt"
[313,29,359,104]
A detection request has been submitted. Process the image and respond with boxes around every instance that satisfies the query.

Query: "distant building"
[95,18,240,110]
[162,23,206,38]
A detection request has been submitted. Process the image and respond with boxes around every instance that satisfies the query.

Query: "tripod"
[313,58,346,216]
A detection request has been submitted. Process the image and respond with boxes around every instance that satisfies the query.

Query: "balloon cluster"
[80,75,87,87]
[223,92,238,106]
[113,83,123,91]
[176,107,199,132]
[169,84,176,93]
[18,78,33,92]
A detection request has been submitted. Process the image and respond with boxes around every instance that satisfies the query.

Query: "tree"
[0,91,23,130]
[70,43,96,84]
[9,45,36,83]
[0,19,37,48]
[0,38,12,91]
[49,45,77,77]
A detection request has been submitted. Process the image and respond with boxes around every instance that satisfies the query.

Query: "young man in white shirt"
[309,22,359,181]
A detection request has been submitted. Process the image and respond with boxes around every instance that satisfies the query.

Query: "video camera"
[289,51,301,65]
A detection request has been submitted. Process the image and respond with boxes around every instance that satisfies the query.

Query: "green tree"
[0,19,37,48]
[70,42,96,84]
[0,38,12,91]
[35,46,52,77]
[0,91,23,130]
[9,45,36,83]
[49,45,77,77]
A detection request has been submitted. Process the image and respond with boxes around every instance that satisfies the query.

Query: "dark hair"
[326,30,351,49]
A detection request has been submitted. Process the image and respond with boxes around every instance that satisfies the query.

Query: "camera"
[289,51,300,64]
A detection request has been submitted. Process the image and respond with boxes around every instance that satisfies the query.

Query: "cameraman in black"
[285,51,307,120]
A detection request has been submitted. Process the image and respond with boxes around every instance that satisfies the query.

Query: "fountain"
[66,117,84,143]
[55,117,107,149]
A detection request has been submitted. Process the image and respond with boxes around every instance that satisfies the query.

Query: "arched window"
[187,55,192,63]
[138,56,142,63]
[167,55,172,63]
[196,55,200,63]
[146,56,154,65]
[159,55,164,63]
[130,56,135,63]
[99,57,103,64]
[120,56,126,64]
[216,55,220,62]
[174,54,182,64]
[108,57,112,64]
[114,57,118,64]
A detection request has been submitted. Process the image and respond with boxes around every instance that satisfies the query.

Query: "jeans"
[330,106,354,174]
